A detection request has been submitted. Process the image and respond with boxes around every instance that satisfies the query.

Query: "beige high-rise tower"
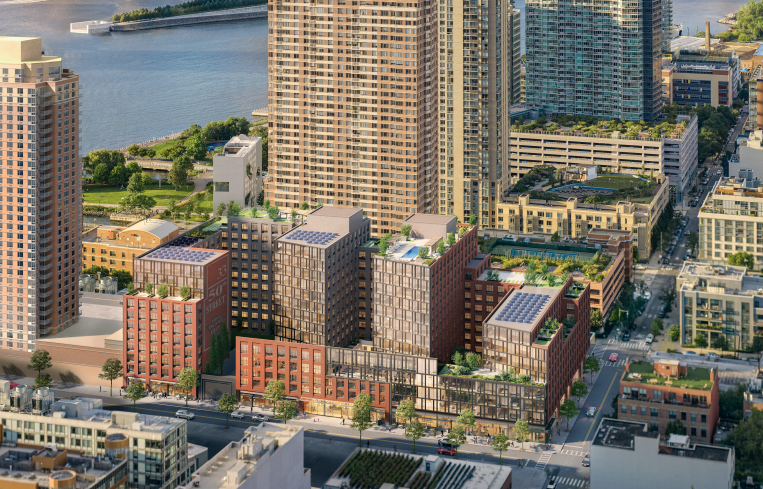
[438,0,521,227]
[0,37,81,353]
[266,0,439,235]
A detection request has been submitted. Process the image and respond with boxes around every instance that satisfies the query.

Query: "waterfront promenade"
[71,5,267,34]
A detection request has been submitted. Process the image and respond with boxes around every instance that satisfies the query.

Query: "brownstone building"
[0,37,81,350]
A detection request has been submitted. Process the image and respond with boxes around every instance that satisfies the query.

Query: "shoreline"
[71,5,267,34]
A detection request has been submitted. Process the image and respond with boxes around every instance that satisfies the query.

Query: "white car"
[586,407,596,417]
[231,411,246,420]
[644,291,652,301]
[252,414,268,422]
[175,410,195,420]
[646,334,653,344]
[634,264,647,270]
[717,170,722,175]
[706,353,720,361]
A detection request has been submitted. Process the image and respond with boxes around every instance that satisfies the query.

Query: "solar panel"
[286,230,340,245]
[494,292,551,324]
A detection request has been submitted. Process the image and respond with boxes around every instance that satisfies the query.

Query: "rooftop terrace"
[624,361,713,391]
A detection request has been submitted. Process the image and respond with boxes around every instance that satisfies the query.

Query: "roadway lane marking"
[100,401,517,458]
[582,370,619,444]
[535,453,552,470]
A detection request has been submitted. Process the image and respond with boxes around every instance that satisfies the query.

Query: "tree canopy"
[113,0,267,22]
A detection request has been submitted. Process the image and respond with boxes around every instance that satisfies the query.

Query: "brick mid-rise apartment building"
[236,210,592,439]
[0,37,81,353]
[619,359,719,444]
[123,235,230,396]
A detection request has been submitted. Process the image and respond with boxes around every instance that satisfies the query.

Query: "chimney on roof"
[705,22,710,51]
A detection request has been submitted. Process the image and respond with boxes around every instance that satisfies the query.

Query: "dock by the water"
[71,5,267,34]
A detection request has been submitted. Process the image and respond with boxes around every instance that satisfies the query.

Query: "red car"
[609,353,619,362]
[437,442,458,456]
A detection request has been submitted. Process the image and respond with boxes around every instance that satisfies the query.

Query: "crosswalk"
[560,449,587,457]
[552,476,590,487]
[606,338,649,350]
[535,453,552,471]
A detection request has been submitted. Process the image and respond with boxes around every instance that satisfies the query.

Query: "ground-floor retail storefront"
[239,392,386,422]
[393,410,549,442]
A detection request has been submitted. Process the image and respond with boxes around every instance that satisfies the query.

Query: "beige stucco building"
[82,219,179,274]
[697,172,763,271]
[438,0,521,228]
[0,37,81,348]
[212,135,262,211]
[495,184,669,258]
[266,1,439,235]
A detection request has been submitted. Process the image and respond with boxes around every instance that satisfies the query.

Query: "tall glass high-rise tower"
[438,0,521,227]
[525,0,663,122]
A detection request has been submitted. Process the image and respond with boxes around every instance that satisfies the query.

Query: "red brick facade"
[236,337,391,420]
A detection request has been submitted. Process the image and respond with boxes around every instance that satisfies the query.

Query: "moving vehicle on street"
[609,352,619,362]
[582,455,590,467]
[437,442,458,456]
[252,414,268,422]
[547,479,558,489]
[646,334,653,344]
[175,410,195,420]
[231,411,246,420]
[586,407,596,417]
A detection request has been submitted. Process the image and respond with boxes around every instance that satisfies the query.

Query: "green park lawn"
[149,138,180,156]
[83,183,195,207]
[586,175,646,190]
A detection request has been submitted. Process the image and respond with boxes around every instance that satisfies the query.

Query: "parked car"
[717,170,722,175]
[609,352,619,362]
[646,334,654,344]
[706,352,720,361]
[231,411,246,420]
[547,479,558,489]
[582,455,590,467]
[586,407,596,417]
[634,264,647,270]
[175,410,195,420]
[252,414,268,422]
[644,291,652,301]
[685,351,698,355]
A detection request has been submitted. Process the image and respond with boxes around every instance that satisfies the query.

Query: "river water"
[0,0,748,153]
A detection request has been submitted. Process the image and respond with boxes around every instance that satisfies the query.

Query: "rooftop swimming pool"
[401,246,421,259]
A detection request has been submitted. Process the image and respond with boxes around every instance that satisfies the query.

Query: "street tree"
[99,358,123,396]
[559,400,579,431]
[447,423,467,458]
[28,349,52,389]
[686,231,699,254]
[350,393,373,447]
[217,393,239,428]
[404,420,425,454]
[667,325,681,341]
[125,382,146,412]
[396,399,416,426]
[570,380,588,408]
[264,380,286,416]
[590,309,603,331]
[713,335,730,353]
[513,419,531,450]
[176,368,199,406]
[457,409,475,430]
[584,356,601,385]
[694,333,708,354]
[490,432,511,465]
[275,400,298,424]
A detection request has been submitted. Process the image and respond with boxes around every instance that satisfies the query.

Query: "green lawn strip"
[83,183,195,207]
[148,138,181,155]
[585,176,646,190]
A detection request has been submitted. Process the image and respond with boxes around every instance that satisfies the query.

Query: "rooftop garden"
[487,254,610,283]
[337,450,421,489]
[626,361,713,391]
[535,316,577,345]
[439,364,545,387]
[511,114,688,140]
[511,165,556,193]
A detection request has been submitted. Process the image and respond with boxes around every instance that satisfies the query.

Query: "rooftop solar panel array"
[285,230,340,246]
[171,236,201,248]
[145,245,216,263]
[494,292,550,324]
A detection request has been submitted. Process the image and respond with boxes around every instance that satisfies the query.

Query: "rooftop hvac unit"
[10,385,32,413]
[96,276,118,294]
[79,274,96,292]
[32,387,55,415]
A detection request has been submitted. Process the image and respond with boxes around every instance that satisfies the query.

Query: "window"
[631,405,636,415]
[640,407,646,416]
[691,427,697,436]
[653,390,661,400]
[681,412,686,421]
[701,428,707,438]
[701,414,706,423]
[621,404,627,414]
[650,408,658,418]
[669,410,677,420]
[691,413,697,423]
